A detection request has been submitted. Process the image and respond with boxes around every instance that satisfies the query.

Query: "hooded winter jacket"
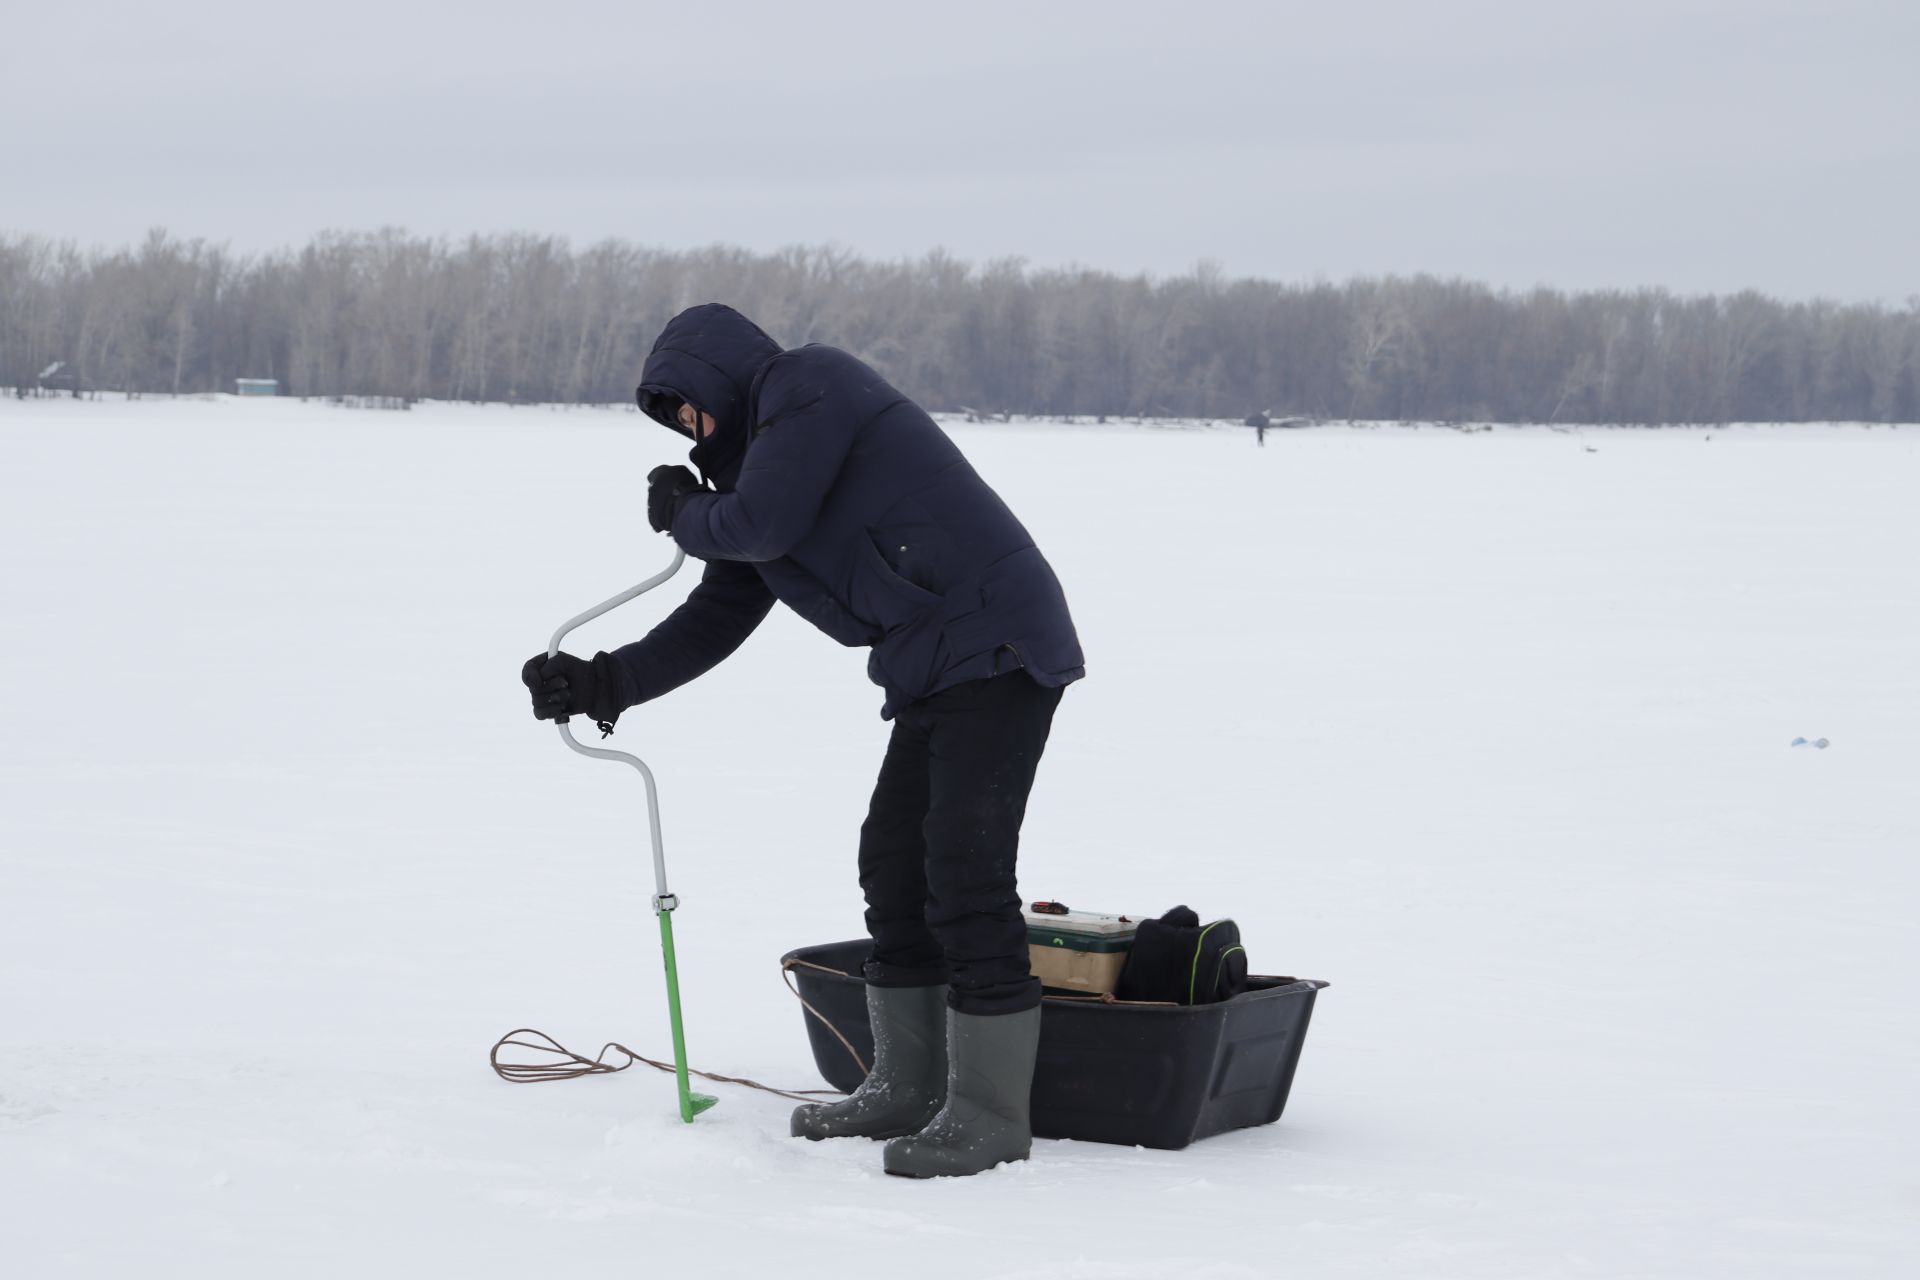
[609,303,1084,719]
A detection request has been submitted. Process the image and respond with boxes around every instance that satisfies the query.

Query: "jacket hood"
[636,304,783,483]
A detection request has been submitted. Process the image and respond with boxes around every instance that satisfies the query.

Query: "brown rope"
[781,958,871,1077]
[488,957,869,1100]
[1043,991,1178,1005]
[489,956,1191,1100]
[489,1027,844,1101]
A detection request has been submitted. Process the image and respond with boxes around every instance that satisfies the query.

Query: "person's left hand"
[648,465,703,534]
[521,651,622,727]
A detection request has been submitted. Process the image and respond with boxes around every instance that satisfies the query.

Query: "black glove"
[520,651,631,731]
[648,464,703,534]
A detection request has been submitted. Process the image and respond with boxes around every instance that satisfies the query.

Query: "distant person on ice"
[521,304,1085,1178]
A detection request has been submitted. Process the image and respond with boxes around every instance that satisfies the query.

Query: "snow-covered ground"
[2,396,1914,1278]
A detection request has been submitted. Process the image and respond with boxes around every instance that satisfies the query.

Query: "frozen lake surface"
[2,397,1915,1277]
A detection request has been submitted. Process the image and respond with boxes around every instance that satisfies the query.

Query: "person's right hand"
[521,651,625,728]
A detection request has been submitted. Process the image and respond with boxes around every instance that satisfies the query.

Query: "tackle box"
[1024,902,1138,996]
[782,939,1329,1150]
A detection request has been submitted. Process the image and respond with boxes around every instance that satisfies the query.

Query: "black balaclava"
[635,304,784,487]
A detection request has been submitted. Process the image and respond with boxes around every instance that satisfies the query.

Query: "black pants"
[858,671,1063,1016]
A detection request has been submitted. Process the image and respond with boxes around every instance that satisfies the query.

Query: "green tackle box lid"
[1023,904,1139,953]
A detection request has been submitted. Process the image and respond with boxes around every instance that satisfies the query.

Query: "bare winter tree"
[1,230,1914,422]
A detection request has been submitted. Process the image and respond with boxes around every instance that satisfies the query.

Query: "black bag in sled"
[1113,905,1248,1005]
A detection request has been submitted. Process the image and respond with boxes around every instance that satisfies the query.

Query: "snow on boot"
[790,983,948,1141]
[882,1005,1040,1178]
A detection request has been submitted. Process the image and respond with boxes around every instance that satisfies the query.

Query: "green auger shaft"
[657,906,717,1121]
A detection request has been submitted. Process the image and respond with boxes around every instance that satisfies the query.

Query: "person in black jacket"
[521,304,1084,1177]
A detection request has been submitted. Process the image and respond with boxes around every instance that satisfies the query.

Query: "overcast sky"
[5,0,1915,301]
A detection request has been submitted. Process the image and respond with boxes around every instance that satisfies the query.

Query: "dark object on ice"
[1113,905,1248,1005]
[784,940,1327,1150]
[1244,411,1270,428]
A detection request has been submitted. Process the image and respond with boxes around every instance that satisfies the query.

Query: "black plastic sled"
[782,939,1329,1150]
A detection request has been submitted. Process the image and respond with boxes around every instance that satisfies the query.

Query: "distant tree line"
[2,228,1915,423]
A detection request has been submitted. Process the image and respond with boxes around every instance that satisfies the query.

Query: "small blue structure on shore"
[235,378,279,397]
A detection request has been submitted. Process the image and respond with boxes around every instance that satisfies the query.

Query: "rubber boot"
[790,983,947,1141]
[882,1005,1040,1178]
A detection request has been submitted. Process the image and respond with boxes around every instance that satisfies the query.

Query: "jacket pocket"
[851,532,942,633]
[941,580,1002,662]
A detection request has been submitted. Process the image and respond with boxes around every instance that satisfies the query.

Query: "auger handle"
[546,549,686,902]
